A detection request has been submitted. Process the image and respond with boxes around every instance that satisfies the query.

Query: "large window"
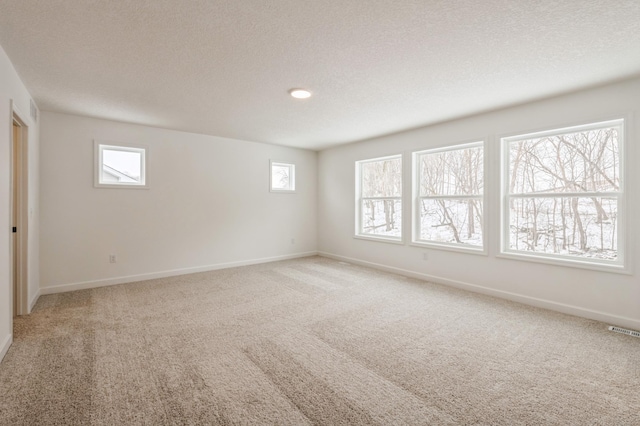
[355,155,402,241]
[413,142,484,251]
[502,119,625,270]
[94,141,147,188]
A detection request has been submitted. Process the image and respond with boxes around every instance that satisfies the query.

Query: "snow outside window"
[413,142,484,252]
[95,141,147,188]
[501,119,625,271]
[270,161,295,192]
[355,155,402,242]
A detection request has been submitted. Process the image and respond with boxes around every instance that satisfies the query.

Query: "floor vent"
[608,326,640,338]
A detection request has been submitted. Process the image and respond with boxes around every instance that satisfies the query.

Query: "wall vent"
[30,99,38,122]
[608,326,640,338]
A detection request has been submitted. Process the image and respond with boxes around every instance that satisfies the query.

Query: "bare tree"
[508,125,620,260]
[361,157,402,236]
[418,145,483,246]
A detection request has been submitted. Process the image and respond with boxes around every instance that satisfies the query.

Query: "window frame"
[270,160,296,193]
[354,154,403,244]
[411,141,486,254]
[94,140,148,189]
[499,118,627,273]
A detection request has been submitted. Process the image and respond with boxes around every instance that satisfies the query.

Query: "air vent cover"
[608,326,640,338]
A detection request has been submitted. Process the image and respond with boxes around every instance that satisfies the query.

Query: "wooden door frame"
[10,101,29,317]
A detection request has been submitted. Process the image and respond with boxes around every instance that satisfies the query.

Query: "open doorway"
[11,108,28,319]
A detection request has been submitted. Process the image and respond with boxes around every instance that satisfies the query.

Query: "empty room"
[1,1,639,424]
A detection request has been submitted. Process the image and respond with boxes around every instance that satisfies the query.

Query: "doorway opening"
[11,107,28,319]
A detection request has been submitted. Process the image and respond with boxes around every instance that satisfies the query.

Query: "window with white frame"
[270,161,295,192]
[502,119,624,269]
[95,141,147,188]
[413,142,484,250]
[355,155,402,241]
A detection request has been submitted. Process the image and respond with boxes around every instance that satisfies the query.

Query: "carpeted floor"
[1,256,639,425]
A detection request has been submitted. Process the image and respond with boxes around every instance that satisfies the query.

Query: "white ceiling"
[1,1,639,150]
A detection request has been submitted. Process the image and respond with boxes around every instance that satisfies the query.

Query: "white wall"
[318,77,640,329]
[0,44,40,361]
[40,112,317,292]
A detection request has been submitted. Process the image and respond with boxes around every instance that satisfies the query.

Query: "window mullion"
[501,119,625,270]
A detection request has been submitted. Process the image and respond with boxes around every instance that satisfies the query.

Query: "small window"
[355,155,402,242]
[501,119,625,270]
[413,142,484,251]
[95,141,147,188]
[270,161,295,192]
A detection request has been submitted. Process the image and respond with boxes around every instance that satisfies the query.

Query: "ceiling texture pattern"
[0,0,639,150]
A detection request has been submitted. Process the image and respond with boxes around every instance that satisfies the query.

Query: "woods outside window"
[355,155,403,242]
[501,119,625,271]
[413,142,484,252]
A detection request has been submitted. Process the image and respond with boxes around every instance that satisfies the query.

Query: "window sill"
[354,234,404,245]
[497,251,630,275]
[94,184,149,189]
[410,241,487,255]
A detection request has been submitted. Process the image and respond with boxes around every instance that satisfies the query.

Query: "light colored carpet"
[1,256,639,425]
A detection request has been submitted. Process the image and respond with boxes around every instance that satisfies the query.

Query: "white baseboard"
[318,251,640,331]
[40,251,319,295]
[29,288,40,313]
[0,333,12,363]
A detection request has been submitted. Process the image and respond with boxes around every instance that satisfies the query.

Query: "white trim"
[413,140,484,156]
[412,141,486,252]
[508,191,620,198]
[496,252,629,275]
[354,234,404,245]
[355,153,401,164]
[318,251,640,331]
[94,140,149,189]
[361,196,402,201]
[355,154,403,242]
[0,333,11,363]
[10,103,33,127]
[270,160,296,192]
[29,288,40,313]
[10,101,30,317]
[40,251,318,295]
[409,241,486,255]
[500,119,626,272]
[501,118,625,143]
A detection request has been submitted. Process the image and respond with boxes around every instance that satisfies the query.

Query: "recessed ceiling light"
[289,88,312,99]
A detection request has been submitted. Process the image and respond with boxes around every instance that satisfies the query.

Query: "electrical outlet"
[422,252,428,261]
[291,238,296,245]
[109,254,117,263]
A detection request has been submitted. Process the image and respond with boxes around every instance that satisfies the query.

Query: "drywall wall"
[40,112,317,292]
[318,77,640,329]
[0,44,40,361]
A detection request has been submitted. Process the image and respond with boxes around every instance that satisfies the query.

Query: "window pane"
[419,146,483,196]
[272,165,292,190]
[419,199,483,246]
[509,126,620,194]
[102,149,142,183]
[361,157,402,197]
[509,197,618,261]
[361,199,402,237]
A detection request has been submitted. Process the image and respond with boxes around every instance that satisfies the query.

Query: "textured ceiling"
[0,1,639,150]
